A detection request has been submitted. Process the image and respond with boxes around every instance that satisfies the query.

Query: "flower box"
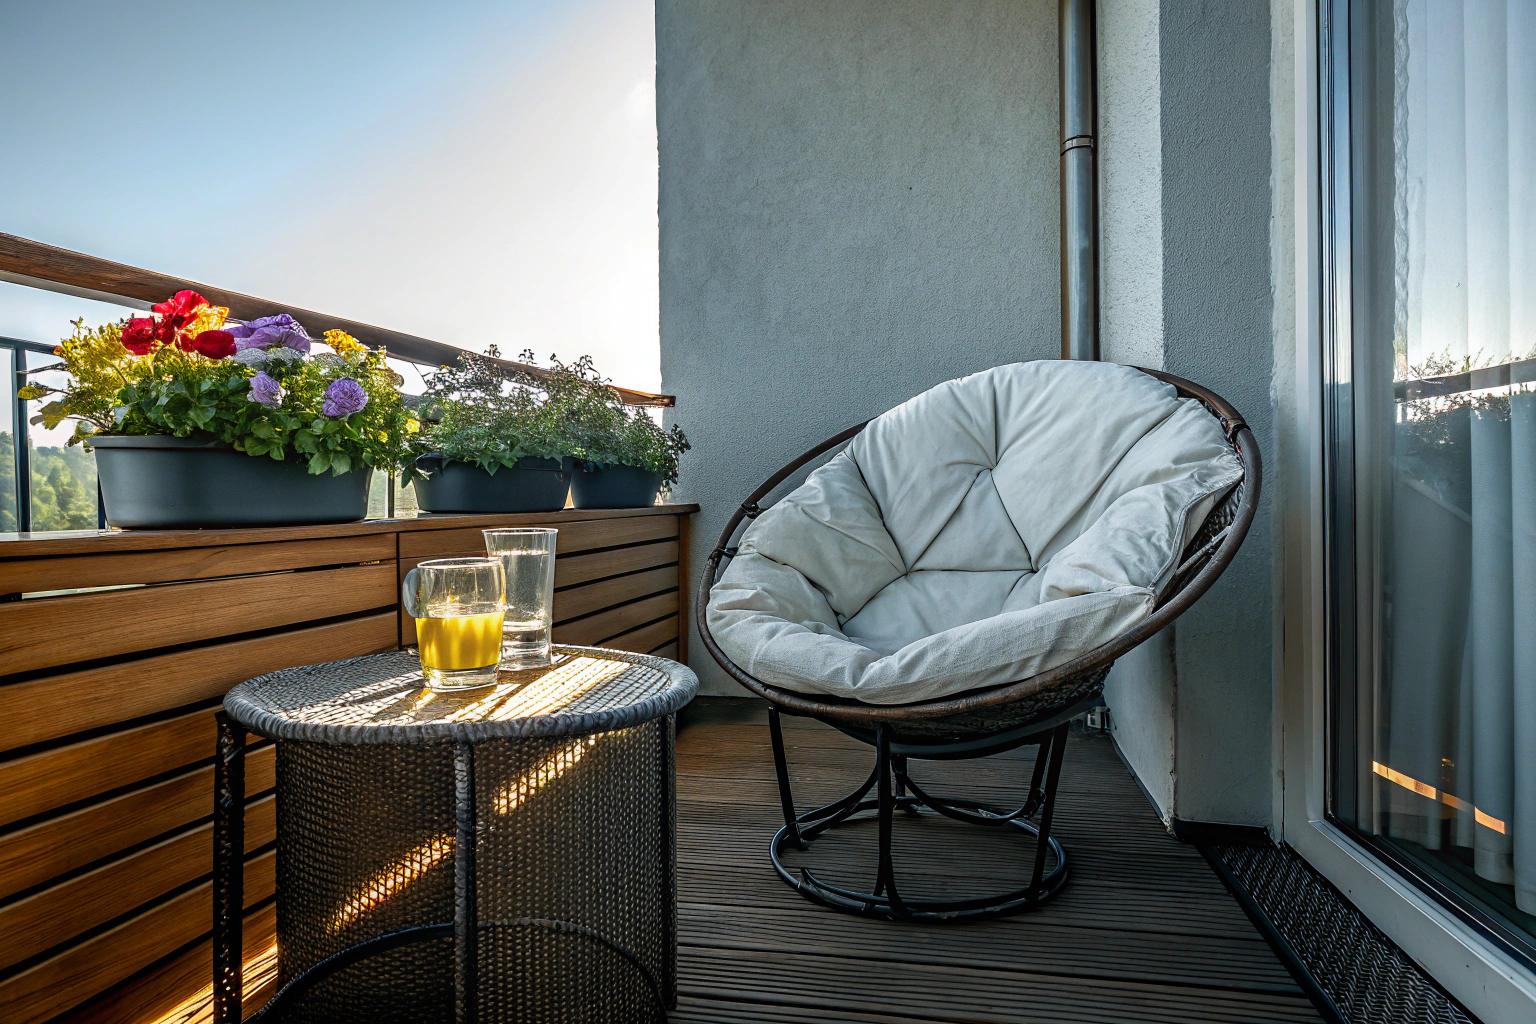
[23,290,412,530]
[91,435,370,527]
[411,454,571,513]
[568,462,663,509]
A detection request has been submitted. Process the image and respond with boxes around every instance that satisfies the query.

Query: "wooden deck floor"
[673,702,1321,1024]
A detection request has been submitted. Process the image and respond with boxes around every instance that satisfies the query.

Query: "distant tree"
[0,432,15,532]
[0,433,98,532]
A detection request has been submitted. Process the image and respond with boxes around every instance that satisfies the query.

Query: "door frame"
[1279,2,1536,1019]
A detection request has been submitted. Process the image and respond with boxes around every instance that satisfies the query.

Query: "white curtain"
[1383,0,1536,914]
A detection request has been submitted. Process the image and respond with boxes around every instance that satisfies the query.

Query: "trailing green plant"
[409,349,690,489]
[20,292,413,477]
[407,346,566,476]
[539,354,690,488]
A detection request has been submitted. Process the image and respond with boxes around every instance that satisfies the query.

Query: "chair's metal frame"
[696,367,1261,921]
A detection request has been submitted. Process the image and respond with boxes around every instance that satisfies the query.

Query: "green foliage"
[537,353,690,488]
[0,434,99,533]
[408,346,568,476]
[410,348,690,489]
[1393,348,1536,514]
[26,319,414,476]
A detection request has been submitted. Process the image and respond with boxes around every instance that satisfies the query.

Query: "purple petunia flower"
[322,377,369,418]
[229,313,311,353]
[247,371,285,408]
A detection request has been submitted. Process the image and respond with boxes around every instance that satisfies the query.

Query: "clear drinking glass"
[483,528,558,670]
[402,557,506,690]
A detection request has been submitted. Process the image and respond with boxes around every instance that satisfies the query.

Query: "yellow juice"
[417,611,505,671]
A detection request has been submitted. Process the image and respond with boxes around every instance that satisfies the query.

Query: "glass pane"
[365,470,421,520]
[397,479,420,518]
[25,349,98,532]
[1342,0,1536,954]
[0,346,16,532]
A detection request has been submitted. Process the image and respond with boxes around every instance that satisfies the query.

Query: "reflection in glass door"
[1326,0,1536,965]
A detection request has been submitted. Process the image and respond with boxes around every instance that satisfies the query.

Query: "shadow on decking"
[673,700,1321,1024]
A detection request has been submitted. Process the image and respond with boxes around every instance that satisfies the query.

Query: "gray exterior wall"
[1097,0,1177,817]
[657,0,1277,830]
[1160,0,1274,828]
[1099,0,1275,827]
[658,0,1062,696]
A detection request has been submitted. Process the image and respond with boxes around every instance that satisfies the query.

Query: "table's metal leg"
[454,742,477,1024]
[213,713,247,1024]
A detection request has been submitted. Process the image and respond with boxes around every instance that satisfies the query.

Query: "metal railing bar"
[7,342,32,532]
[1395,355,1536,403]
[0,335,61,356]
[2,338,109,531]
[0,233,674,407]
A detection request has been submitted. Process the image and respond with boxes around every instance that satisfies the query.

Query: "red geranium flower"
[121,317,158,355]
[151,289,208,327]
[183,329,236,359]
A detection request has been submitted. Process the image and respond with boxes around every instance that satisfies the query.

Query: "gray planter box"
[412,455,571,513]
[90,434,370,528]
[568,463,663,509]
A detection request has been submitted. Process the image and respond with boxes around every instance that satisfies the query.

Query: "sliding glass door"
[1325,0,1536,967]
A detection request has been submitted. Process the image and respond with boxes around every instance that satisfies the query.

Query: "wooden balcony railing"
[0,232,673,532]
[0,233,675,407]
[0,504,695,1024]
[0,235,690,1022]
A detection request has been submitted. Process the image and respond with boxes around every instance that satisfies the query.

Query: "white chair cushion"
[706,361,1242,705]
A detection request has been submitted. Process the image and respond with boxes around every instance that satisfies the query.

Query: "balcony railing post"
[11,347,30,533]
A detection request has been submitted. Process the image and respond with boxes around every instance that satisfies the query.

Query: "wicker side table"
[214,645,697,1024]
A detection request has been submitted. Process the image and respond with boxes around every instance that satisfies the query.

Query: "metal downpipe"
[1059,0,1098,361]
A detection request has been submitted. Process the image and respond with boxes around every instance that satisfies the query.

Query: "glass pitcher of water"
[483,528,558,670]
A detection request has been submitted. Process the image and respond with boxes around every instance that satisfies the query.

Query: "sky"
[0,0,661,417]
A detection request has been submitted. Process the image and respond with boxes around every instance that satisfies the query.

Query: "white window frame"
[1280,3,1536,1020]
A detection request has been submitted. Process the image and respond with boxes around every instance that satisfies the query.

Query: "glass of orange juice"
[402,558,505,690]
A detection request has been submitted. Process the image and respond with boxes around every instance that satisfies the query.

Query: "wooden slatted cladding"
[398,514,685,656]
[0,504,695,1024]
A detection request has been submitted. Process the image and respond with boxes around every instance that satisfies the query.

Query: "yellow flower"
[324,329,366,354]
[184,304,229,336]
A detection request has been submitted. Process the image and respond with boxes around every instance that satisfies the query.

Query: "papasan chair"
[697,360,1259,921]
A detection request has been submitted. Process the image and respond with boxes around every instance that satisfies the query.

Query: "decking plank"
[675,704,1320,1024]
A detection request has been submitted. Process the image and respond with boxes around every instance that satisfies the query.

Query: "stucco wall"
[1099,0,1276,827]
[1160,0,1274,827]
[657,0,1062,696]
[1098,0,1177,819]
[1098,0,1165,372]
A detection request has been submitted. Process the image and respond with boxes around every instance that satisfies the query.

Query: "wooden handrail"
[1395,355,1536,403]
[0,233,674,407]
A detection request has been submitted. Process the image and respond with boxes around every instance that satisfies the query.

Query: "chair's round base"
[769,791,1069,923]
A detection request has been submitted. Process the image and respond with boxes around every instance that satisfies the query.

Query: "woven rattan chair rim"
[693,365,1261,730]
[223,645,698,744]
